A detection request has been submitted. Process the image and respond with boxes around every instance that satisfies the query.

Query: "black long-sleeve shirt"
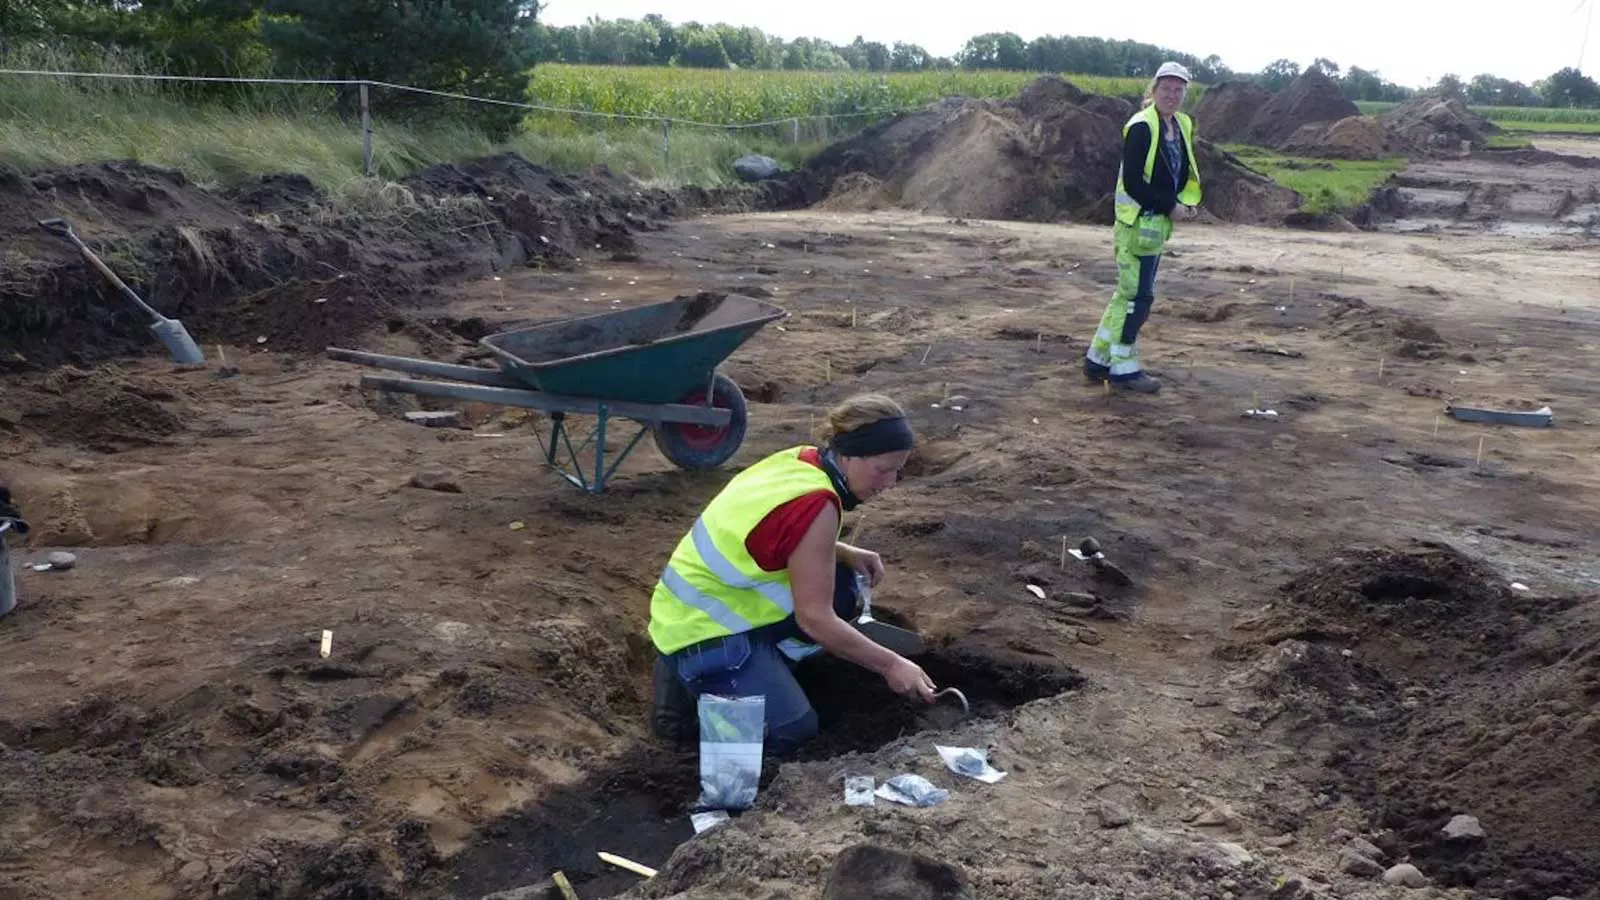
[1121,119,1190,217]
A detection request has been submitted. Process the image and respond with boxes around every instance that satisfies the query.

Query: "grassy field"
[1223,145,1408,215]
[0,48,830,193]
[1354,99,1600,133]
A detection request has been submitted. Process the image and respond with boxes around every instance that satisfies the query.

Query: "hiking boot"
[1083,359,1111,383]
[650,653,697,746]
[1115,373,1161,394]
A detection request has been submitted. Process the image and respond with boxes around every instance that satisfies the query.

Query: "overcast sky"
[538,0,1596,88]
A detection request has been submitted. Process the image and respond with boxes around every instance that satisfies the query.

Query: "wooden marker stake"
[1476,436,1486,468]
[1059,536,1068,570]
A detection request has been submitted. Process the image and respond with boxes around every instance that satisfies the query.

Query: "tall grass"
[0,45,815,192]
[0,45,1211,195]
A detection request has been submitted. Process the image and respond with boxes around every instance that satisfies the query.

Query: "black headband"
[830,416,915,457]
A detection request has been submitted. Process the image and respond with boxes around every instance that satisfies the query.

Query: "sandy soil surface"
[1532,135,1600,159]
[1365,148,1600,238]
[3,183,1598,900]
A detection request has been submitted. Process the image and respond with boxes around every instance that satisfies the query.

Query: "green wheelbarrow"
[329,292,788,493]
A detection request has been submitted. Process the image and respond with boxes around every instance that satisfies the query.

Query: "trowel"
[852,573,926,656]
[1067,536,1134,587]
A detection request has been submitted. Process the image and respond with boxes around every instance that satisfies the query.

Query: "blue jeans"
[654,561,860,757]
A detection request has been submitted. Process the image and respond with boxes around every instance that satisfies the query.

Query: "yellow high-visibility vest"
[648,447,839,654]
[1114,105,1202,226]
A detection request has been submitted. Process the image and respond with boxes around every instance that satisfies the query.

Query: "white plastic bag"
[695,694,765,811]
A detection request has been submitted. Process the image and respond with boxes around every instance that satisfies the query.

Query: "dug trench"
[440,643,1085,899]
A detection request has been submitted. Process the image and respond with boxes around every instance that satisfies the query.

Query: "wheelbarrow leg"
[593,406,607,494]
[545,412,566,468]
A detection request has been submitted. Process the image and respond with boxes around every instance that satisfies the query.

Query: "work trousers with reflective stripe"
[0,535,14,618]
[1086,221,1163,381]
[651,561,859,757]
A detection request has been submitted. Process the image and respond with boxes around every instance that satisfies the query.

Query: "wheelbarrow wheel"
[653,372,747,470]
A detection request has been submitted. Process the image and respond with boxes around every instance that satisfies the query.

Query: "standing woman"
[1084,61,1202,395]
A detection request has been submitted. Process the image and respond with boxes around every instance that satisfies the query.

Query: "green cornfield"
[1355,100,1600,131]
[524,64,1174,129]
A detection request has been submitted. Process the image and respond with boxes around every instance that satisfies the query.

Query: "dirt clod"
[822,844,977,900]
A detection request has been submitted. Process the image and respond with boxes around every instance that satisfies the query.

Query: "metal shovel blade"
[853,573,926,656]
[855,617,926,656]
[150,317,206,366]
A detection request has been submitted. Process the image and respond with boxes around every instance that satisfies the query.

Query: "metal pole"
[661,119,670,169]
[792,118,800,144]
[360,82,373,178]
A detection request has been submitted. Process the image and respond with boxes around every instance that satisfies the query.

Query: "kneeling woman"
[648,393,937,756]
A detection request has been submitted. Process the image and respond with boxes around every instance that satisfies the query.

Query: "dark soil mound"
[1242,68,1361,148]
[1232,541,1598,899]
[1193,80,1272,144]
[1276,541,1523,672]
[1332,599,1600,900]
[1380,95,1502,153]
[0,154,802,371]
[804,76,1302,226]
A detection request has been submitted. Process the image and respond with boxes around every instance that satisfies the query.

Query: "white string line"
[0,68,928,129]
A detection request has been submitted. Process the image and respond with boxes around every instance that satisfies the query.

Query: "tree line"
[2,2,1597,118]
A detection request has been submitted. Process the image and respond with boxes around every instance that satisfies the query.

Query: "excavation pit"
[445,643,1084,898]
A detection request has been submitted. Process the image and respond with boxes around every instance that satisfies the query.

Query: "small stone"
[1076,627,1103,646]
[1193,798,1239,829]
[46,551,77,570]
[64,674,79,685]
[1382,863,1428,888]
[1096,800,1131,828]
[404,410,463,428]
[1338,848,1384,877]
[409,469,462,493]
[1192,841,1252,869]
[1261,834,1297,848]
[1347,837,1386,861]
[1442,814,1484,840]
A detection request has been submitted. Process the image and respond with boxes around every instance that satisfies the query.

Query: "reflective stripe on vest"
[648,447,839,654]
[1114,105,1202,226]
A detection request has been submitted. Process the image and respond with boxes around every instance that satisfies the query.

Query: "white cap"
[1155,61,1192,83]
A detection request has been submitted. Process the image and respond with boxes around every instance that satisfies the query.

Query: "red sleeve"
[744,447,837,572]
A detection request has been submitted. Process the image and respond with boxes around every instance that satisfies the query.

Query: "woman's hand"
[838,542,886,587]
[884,656,937,702]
